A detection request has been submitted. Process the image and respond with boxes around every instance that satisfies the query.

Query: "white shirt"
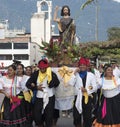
[75,72,97,95]
[97,77,120,98]
[0,75,28,96]
[36,77,54,98]
[113,67,120,79]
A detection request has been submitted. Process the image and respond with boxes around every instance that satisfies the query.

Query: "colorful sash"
[38,67,52,84]
[10,76,22,112]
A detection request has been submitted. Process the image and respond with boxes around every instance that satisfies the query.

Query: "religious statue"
[53,5,76,47]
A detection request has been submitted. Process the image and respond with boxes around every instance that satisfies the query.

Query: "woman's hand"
[5,93,10,98]
[0,90,10,98]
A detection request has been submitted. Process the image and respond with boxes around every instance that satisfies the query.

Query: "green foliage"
[40,40,120,65]
[81,0,94,10]
[103,48,120,56]
[39,41,81,64]
[39,41,61,61]
[107,27,120,40]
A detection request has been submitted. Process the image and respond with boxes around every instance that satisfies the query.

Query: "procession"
[0,55,120,127]
[0,0,120,127]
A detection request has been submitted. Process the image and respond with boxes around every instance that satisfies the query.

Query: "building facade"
[31,0,52,46]
[0,0,53,68]
[0,36,41,67]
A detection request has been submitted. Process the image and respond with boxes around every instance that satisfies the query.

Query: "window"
[14,43,28,49]
[0,43,12,49]
[14,54,29,60]
[0,55,12,60]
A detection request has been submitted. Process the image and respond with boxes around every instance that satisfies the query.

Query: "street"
[56,112,74,127]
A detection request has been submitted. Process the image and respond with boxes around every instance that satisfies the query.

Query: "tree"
[107,27,120,40]
[81,0,95,10]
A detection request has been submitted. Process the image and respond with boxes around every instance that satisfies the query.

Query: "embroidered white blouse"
[0,75,29,96]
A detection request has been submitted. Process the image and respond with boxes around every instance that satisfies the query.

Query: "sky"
[0,0,120,42]
[113,0,120,2]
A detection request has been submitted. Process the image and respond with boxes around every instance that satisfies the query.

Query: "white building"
[0,20,42,67]
[31,0,52,46]
[0,19,26,39]
[0,36,41,67]
[0,0,53,68]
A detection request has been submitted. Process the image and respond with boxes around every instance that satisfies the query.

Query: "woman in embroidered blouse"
[93,64,120,127]
[16,63,33,126]
[0,64,32,127]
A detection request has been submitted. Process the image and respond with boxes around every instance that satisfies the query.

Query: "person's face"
[25,67,32,76]
[63,7,69,16]
[105,67,113,77]
[7,67,15,77]
[79,64,87,72]
[87,65,91,72]
[17,65,24,76]
[112,63,116,69]
[39,68,47,73]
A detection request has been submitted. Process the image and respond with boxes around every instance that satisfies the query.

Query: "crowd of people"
[0,57,120,127]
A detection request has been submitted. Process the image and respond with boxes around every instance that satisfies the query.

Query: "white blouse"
[0,75,29,96]
[97,77,120,98]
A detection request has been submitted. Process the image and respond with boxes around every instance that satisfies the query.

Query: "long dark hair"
[17,63,25,75]
[8,64,16,71]
[104,64,112,72]
[102,64,112,77]
[61,5,70,16]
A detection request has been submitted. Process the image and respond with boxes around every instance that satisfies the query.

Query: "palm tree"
[81,0,95,10]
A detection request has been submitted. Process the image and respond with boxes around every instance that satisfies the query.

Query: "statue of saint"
[54,5,76,46]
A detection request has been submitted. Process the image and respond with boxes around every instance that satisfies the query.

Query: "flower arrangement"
[39,41,81,66]
[39,39,120,66]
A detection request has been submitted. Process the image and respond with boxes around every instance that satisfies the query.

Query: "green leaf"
[81,0,94,10]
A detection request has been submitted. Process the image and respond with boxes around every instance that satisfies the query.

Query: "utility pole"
[95,0,99,42]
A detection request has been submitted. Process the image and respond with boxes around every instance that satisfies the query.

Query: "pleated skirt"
[0,96,32,127]
[93,93,120,127]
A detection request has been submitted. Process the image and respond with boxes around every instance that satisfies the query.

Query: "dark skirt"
[0,96,32,127]
[93,93,120,127]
